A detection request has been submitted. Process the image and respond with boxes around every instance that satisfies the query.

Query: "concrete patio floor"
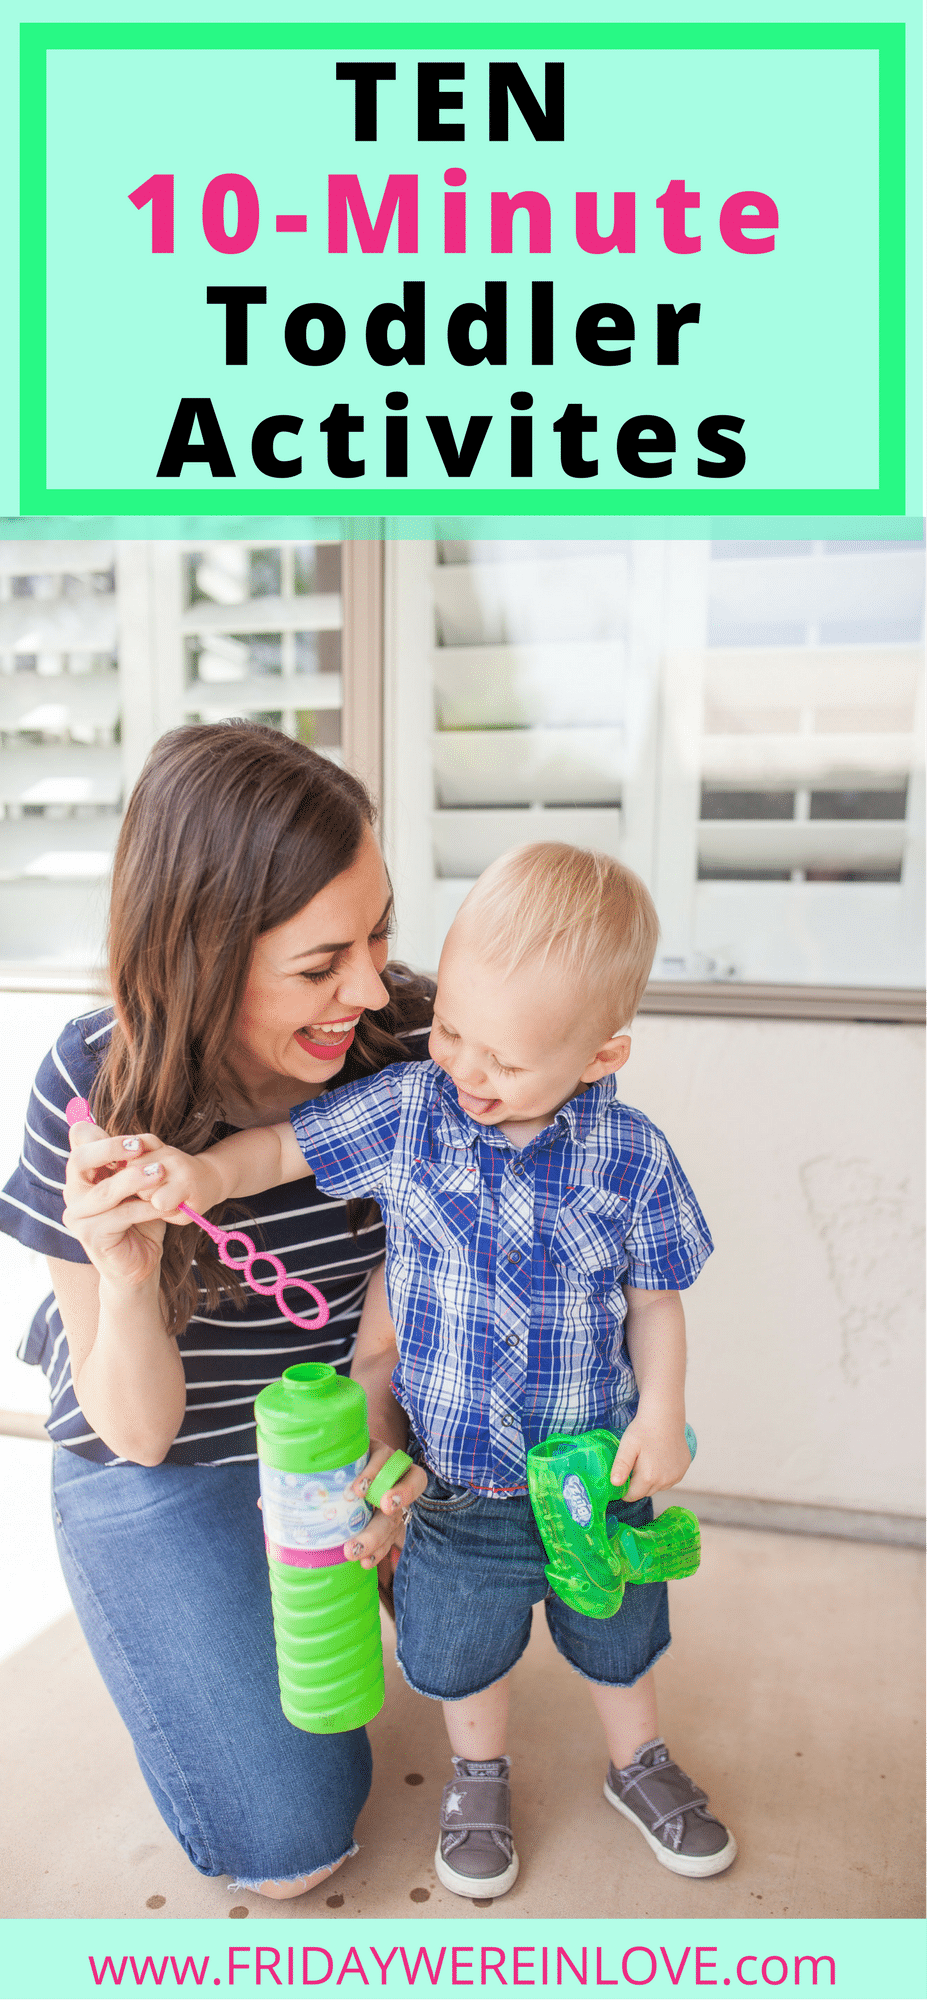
[1,1514,923,1922]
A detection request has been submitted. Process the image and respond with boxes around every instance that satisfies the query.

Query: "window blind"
[385,537,925,992]
[0,539,345,974]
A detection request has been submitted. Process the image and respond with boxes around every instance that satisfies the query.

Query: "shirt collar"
[553,1073,619,1141]
[434,1068,486,1150]
[433,1066,618,1152]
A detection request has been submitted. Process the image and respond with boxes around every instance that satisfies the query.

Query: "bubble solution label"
[258,1453,372,1557]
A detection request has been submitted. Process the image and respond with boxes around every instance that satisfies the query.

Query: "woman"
[0,722,430,1898]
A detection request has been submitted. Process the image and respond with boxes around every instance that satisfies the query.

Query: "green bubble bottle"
[254,1362,410,1734]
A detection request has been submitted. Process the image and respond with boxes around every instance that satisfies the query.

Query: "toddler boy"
[145,844,735,1897]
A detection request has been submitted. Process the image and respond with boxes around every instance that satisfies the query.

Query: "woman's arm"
[609,1287,692,1500]
[350,1261,408,1451]
[47,1256,186,1466]
[52,1116,187,1462]
[345,1262,427,1569]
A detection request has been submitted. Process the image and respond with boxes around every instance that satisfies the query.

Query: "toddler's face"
[429,925,626,1133]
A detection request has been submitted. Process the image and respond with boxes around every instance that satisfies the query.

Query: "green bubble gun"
[526,1424,700,1620]
[254,1362,412,1734]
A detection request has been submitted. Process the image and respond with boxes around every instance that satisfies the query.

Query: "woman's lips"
[295,1022,358,1060]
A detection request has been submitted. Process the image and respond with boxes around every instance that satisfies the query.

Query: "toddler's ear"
[580,1032,632,1083]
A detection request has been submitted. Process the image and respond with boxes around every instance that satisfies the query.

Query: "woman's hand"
[54,1121,188,1464]
[63,1118,169,1290]
[344,1440,427,1569]
[68,1125,229,1227]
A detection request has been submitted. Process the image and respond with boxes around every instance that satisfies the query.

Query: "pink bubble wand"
[66,1098,329,1332]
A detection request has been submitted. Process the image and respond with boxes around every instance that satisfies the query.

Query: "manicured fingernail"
[142,1163,162,1177]
[122,1138,141,1153]
[349,1541,364,1558]
[357,1478,369,1495]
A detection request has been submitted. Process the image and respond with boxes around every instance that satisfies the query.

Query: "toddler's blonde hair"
[458,843,660,1028]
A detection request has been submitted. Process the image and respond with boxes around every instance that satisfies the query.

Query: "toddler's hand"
[610,1414,692,1502]
[138,1144,227,1223]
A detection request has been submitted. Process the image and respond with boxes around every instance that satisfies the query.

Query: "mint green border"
[1,1916,925,2000]
[20,19,907,517]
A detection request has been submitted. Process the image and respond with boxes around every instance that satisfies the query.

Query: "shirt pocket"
[546,1181,630,1292]
[394,1155,482,1256]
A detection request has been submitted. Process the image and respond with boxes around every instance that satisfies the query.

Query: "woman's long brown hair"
[89,722,431,1332]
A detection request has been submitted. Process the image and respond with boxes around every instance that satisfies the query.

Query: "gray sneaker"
[604,1738,737,1877]
[435,1757,520,1898]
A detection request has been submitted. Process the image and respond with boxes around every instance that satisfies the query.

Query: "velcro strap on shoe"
[621,1764,708,1833]
[440,1777,511,1835]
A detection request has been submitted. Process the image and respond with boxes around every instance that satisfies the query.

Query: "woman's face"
[229,827,393,1104]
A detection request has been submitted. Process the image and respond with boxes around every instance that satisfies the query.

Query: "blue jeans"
[51,1448,372,1885]
[394,1472,670,1699]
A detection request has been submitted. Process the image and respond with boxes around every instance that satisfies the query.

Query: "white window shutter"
[1,540,347,978]
[656,543,925,987]
[385,537,925,994]
[0,542,121,971]
[386,538,661,973]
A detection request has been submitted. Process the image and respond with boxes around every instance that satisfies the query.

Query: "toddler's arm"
[142,1120,312,1220]
[610,1287,693,1501]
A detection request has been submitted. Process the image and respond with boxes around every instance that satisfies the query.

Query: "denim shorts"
[393,1470,671,1700]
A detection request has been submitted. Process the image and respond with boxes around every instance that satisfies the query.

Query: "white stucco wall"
[622,1012,925,1519]
[1,994,923,1519]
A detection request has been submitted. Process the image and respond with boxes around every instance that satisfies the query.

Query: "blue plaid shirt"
[291,1063,712,1496]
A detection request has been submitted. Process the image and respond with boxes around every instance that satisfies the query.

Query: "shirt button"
[506,1250,520,1265]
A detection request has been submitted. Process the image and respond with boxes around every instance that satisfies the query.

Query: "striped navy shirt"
[291,1062,713,1496]
[1,1003,431,1466]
